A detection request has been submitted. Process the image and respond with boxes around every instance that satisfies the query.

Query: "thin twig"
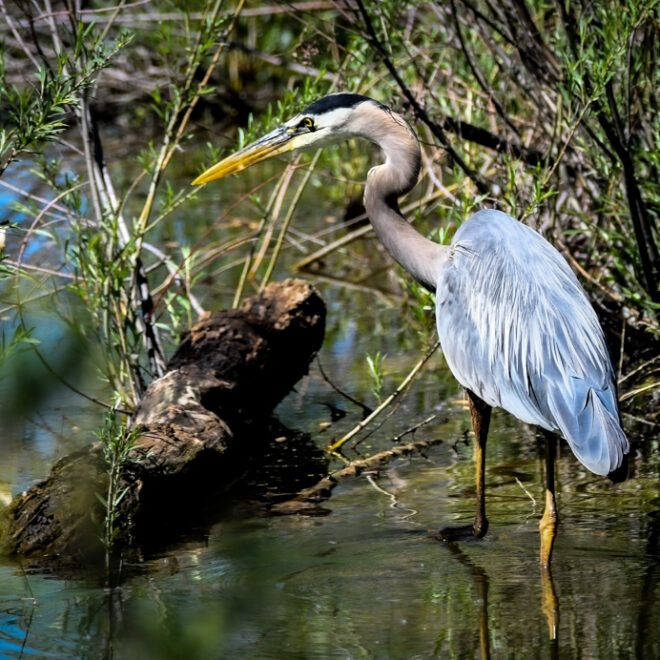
[364,473,419,520]
[514,476,537,507]
[619,354,660,385]
[391,414,438,444]
[316,356,373,417]
[619,382,659,403]
[261,150,322,288]
[327,341,440,452]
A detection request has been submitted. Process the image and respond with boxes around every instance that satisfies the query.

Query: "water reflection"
[1,363,658,658]
[437,528,560,658]
[0,446,659,658]
[444,541,491,659]
[540,567,559,645]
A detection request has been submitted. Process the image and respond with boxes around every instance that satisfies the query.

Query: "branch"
[440,117,546,167]
[270,436,444,514]
[558,1,659,304]
[449,0,522,139]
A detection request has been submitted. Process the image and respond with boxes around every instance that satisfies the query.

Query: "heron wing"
[435,210,628,476]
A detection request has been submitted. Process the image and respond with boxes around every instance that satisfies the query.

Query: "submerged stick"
[271,436,443,515]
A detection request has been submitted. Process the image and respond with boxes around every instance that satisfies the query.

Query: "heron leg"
[468,389,491,538]
[539,434,558,568]
[436,390,491,541]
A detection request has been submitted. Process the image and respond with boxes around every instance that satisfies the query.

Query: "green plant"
[366,351,387,404]
[0,31,126,178]
[1,1,252,411]
[94,410,142,571]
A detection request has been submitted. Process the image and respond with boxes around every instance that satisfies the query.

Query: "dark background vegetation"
[0,0,658,469]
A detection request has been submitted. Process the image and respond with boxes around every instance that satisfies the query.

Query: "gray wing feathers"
[435,209,628,475]
[546,377,628,475]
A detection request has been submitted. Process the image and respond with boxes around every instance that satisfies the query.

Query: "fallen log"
[0,279,327,565]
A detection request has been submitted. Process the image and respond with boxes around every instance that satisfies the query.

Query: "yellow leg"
[436,390,491,541]
[468,390,491,539]
[539,435,558,567]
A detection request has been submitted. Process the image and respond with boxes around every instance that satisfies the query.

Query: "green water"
[1,150,659,658]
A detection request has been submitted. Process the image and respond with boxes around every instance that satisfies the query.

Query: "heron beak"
[192,126,295,185]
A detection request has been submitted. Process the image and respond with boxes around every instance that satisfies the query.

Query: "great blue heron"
[193,93,629,566]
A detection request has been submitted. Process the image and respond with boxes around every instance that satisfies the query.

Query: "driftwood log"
[0,279,327,564]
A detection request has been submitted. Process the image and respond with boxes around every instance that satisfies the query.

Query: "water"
[1,149,659,658]
[1,356,658,658]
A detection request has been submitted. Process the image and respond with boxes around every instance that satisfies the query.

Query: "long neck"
[356,106,448,292]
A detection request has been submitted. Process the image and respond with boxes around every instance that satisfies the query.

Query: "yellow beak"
[192,126,295,185]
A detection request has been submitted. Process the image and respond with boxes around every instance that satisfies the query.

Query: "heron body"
[193,93,629,564]
[437,209,627,477]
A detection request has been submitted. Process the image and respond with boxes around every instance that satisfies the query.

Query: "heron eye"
[303,117,315,131]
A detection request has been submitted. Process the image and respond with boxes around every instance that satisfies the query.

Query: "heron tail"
[548,380,629,477]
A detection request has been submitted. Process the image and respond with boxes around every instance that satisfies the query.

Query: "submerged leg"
[437,390,491,541]
[539,434,559,567]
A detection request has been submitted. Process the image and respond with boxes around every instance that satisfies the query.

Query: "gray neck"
[355,105,447,292]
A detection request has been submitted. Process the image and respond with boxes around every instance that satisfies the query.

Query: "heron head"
[192,93,381,185]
